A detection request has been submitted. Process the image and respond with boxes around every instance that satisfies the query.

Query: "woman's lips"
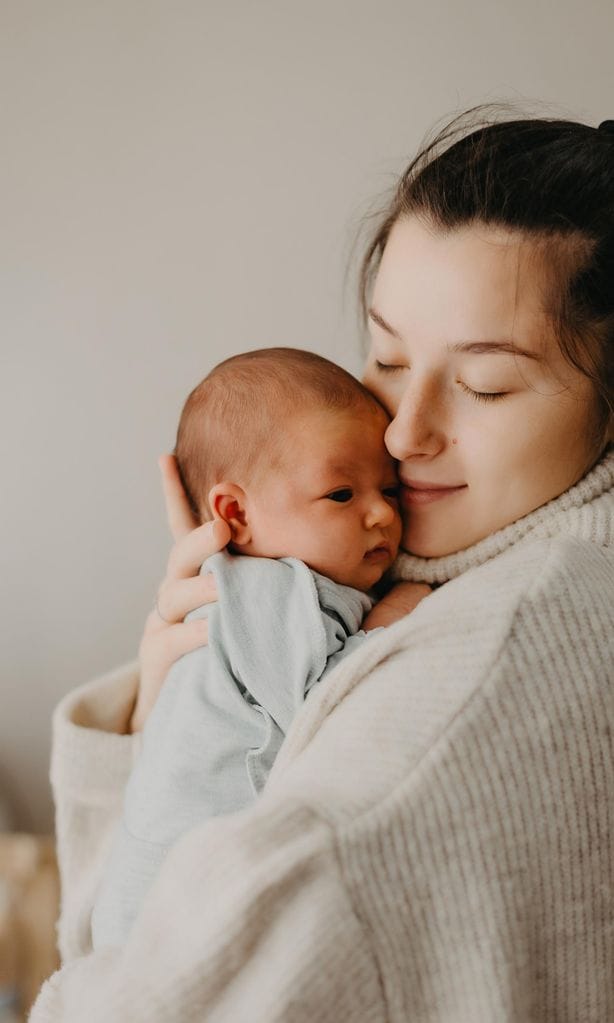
[400,480,467,506]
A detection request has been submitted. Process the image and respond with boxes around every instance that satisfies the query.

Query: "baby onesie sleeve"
[211,553,374,729]
[209,553,375,791]
[90,553,373,947]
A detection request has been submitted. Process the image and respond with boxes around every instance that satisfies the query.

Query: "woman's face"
[362,216,607,557]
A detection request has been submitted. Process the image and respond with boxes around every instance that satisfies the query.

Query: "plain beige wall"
[1,0,613,832]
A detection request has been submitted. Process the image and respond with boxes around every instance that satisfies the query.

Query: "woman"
[33,111,613,1021]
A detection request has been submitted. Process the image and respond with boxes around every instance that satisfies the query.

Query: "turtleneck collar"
[391,448,614,585]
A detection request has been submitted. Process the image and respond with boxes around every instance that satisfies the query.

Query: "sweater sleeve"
[30,543,516,1022]
[34,546,518,1019]
[31,796,386,1023]
[50,662,142,963]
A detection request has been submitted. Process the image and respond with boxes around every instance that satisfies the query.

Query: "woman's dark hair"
[360,107,614,425]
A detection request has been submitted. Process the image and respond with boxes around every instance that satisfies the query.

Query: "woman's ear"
[207,482,252,546]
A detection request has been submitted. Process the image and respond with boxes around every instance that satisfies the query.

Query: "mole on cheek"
[452,438,458,445]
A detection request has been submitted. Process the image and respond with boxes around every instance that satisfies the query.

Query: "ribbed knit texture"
[31,451,614,1022]
[392,447,614,583]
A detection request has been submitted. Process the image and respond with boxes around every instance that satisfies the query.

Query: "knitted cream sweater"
[32,452,614,1023]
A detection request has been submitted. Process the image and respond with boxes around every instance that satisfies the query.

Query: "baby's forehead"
[281,406,392,471]
[316,447,386,473]
[295,399,389,433]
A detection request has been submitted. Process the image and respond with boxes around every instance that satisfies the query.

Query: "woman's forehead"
[373,216,552,349]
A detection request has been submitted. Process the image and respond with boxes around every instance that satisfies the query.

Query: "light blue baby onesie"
[91,550,377,948]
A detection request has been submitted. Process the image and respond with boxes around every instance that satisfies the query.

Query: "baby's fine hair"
[175,347,384,521]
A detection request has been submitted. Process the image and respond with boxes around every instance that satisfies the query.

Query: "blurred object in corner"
[0,833,60,1022]
[0,877,20,1023]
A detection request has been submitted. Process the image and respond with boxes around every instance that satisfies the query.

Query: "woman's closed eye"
[459,381,509,403]
[374,359,406,375]
[326,488,353,503]
[374,356,510,401]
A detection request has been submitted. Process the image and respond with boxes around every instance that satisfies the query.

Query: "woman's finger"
[159,454,200,541]
[155,574,218,626]
[133,618,210,732]
[166,518,231,580]
[159,618,209,661]
[141,618,210,674]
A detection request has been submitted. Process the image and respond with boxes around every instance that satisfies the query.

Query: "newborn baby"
[92,347,404,948]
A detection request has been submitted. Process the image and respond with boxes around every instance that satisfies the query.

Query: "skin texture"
[209,405,402,592]
[362,216,607,557]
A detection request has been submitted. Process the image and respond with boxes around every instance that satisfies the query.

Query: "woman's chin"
[400,526,472,559]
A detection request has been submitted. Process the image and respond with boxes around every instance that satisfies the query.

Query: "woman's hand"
[130,455,231,733]
[363,581,431,631]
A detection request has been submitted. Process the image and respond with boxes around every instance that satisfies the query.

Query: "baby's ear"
[208,482,252,545]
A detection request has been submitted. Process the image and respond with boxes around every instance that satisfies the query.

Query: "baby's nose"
[364,494,395,529]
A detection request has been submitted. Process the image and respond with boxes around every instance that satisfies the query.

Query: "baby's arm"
[363,582,431,631]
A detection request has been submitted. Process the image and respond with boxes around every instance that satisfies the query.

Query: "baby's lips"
[363,543,391,562]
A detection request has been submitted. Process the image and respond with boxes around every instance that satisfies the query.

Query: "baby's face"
[242,405,402,591]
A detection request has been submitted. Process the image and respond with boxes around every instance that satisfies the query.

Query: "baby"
[92,347,405,948]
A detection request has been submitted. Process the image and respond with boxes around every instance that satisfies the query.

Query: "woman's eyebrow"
[368,308,403,339]
[448,340,542,361]
[369,308,541,361]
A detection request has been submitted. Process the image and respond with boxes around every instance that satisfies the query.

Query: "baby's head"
[175,348,402,591]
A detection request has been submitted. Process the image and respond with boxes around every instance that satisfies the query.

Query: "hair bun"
[598,120,614,134]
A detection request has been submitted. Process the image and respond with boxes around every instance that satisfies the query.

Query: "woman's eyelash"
[460,382,508,403]
[374,361,507,402]
[374,359,405,374]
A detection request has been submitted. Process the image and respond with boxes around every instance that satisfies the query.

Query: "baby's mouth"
[363,543,391,562]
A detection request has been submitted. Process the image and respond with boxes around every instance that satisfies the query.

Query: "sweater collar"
[391,448,614,585]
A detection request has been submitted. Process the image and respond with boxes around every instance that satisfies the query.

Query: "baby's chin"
[348,560,397,594]
[305,547,399,592]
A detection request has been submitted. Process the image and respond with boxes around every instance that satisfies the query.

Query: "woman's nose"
[384,384,445,461]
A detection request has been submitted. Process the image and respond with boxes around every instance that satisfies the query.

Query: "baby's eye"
[382,486,400,499]
[326,488,353,503]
